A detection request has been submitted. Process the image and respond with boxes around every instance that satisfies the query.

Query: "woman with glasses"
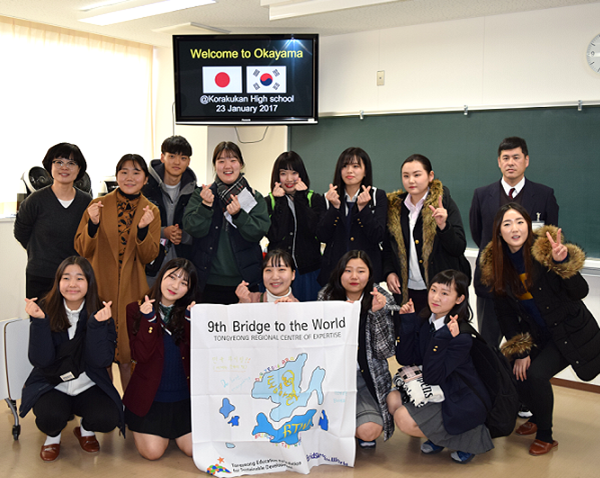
[14,143,92,300]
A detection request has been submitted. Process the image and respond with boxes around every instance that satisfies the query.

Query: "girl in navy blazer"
[317,147,387,286]
[387,270,493,464]
[123,258,197,460]
[20,256,123,462]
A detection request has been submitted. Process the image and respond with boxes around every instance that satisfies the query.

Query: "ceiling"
[1,0,598,48]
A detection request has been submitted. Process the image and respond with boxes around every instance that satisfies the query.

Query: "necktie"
[509,188,516,199]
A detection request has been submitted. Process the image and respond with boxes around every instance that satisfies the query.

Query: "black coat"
[317,187,387,286]
[20,309,124,434]
[383,181,470,305]
[480,226,600,382]
[470,179,559,298]
[142,159,197,261]
[265,190,324,274]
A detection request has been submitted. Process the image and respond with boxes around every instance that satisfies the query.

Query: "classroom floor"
[3,360,599,478]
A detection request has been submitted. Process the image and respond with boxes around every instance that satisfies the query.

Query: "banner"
[190,301,360,476]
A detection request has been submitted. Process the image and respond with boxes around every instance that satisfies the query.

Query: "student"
[383,154,469,313]
[236,249,299,303]
[123,258,197,460]
[14,142,91,300]
[266,151,324,301]
[75,154,161,389]
[19,256,123,462]
[479,203,600,456]
[470,137,559,348]
[317,148,387,286]
[387,270,493,464]
[183,141,270,305]
[318,250,395,448]
[143,135,197,285]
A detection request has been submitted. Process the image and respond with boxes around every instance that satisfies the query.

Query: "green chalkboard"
[289,106,600,257]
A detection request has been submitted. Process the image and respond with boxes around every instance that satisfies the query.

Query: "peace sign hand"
[357,185,372,211]
[428,196,448,230]
[447,315,459,337]
[25,298,45,319]
[547,228,568,262]
[139,295,155,315]
[95,301,113,322]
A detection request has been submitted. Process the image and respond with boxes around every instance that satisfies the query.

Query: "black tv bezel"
[173,33,319,125]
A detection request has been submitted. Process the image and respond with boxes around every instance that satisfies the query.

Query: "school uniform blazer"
[470,179,559,298]
[19,309,125,434]
[123,302,191,417]
[316,188,387,286]
[396,312,490,435]
[74,190,161,363]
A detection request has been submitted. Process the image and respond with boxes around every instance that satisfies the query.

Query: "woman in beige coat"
[75,154,160,389]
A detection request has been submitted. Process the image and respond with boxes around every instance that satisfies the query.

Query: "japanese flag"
[246,66,287,93]
[202,66,242,93]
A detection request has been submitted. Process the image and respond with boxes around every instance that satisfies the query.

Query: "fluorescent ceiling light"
[80,0,216,26]
[262,0,400,20]
[80,0,137,13]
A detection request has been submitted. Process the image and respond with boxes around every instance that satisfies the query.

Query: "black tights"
[33,386,120,437]
[514,340,569,441]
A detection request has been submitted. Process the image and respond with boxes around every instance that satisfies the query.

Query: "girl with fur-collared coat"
[383,154,470,312]
[75,154,161,389]
[480,202,600,456]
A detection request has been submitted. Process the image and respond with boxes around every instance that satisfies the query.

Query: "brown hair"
[490,203,534,295]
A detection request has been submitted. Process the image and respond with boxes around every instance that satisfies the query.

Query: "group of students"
[13,136,600,464]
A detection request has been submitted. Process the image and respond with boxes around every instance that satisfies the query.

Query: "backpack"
[458,322,520,438]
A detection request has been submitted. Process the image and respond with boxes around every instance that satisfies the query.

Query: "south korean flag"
[246,66,287,93]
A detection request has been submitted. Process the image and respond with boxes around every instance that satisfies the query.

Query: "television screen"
[173,34,318,125]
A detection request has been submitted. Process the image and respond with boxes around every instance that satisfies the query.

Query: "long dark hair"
[420,270,472,323]
[270,151,310,191]
[491,202,534,295]
[40,256,102,332]
[132,258,198,344]
[332,147,373,194]
[322,250,374,312]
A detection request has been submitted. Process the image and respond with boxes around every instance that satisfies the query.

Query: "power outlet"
[377,70,385,86]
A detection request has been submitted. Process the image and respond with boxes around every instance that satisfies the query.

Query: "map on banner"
[190,301,360,476]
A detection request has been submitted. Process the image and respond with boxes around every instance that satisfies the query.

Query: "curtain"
[0,15,154,211]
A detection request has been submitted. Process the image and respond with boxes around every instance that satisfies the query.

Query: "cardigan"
[123,301,191,417]
[14,186,91,278]
[383,180,470,305]
[19,309,125,434]
[74,189,161,363]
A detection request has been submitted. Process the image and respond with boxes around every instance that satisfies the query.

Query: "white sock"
[44,433,61,446]
[80,421,95,438]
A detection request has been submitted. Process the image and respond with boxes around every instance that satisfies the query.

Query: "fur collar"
[387,179,444,304]
[479,225,585,287]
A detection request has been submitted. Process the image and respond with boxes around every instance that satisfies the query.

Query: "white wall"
[319,3,600,114]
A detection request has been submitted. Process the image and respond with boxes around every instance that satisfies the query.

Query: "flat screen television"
[173,34,318,125]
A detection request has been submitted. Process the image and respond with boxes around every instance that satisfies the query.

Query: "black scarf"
[215,173,251,208]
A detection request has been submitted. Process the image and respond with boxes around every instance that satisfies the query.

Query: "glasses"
[52,159,79,169]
